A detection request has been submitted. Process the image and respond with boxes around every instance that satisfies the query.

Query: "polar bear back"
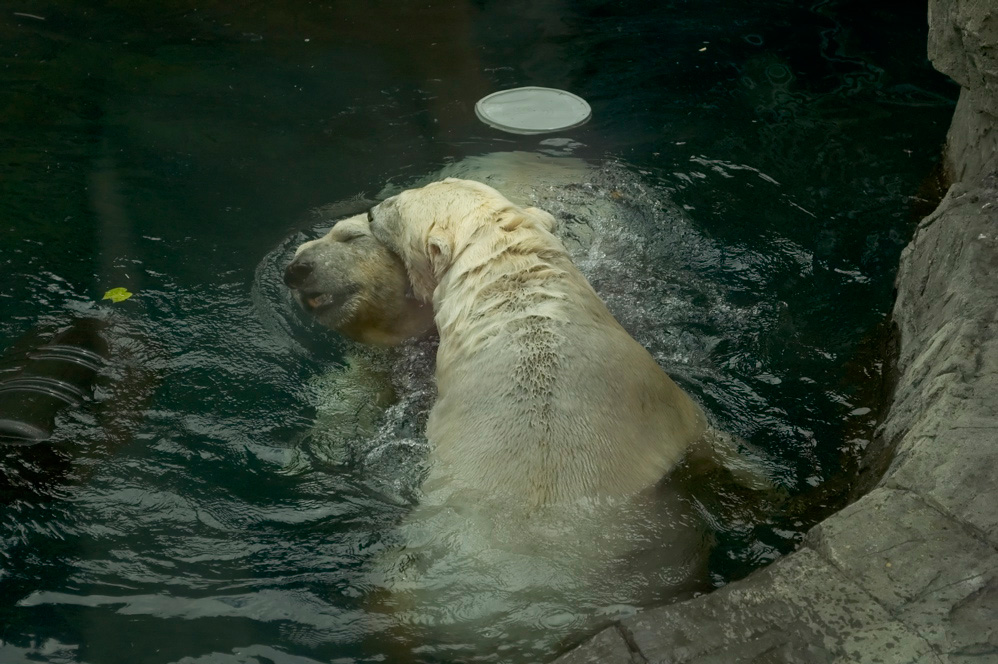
[426,248,706,506]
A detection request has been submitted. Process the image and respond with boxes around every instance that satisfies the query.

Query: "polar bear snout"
[283,258,313,289]
[284,251,357,320]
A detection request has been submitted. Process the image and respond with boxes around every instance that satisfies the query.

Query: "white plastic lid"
[475,87,591,135]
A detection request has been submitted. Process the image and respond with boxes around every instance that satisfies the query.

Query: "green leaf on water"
[102,287,133,303]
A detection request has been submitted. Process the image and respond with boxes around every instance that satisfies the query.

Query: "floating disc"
[475,86,591,135]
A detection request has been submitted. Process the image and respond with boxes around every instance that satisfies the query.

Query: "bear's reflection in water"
[284,152,771,662]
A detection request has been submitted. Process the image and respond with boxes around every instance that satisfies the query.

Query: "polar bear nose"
[283,259,313,288]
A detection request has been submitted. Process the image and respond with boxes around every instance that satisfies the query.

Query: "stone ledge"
[620,547,939,664]
[928,0,997,184]
[807,485,998,660]
[883,172,998,546]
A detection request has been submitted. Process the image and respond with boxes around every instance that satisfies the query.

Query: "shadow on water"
[0,0,956,662]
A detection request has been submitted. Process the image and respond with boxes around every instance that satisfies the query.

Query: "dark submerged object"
[0,318,109,444]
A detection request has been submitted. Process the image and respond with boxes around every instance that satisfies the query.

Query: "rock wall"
[556,1,998,662]
[928,0,997,184]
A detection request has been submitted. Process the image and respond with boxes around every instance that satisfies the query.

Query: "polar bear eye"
[340,230,366,243]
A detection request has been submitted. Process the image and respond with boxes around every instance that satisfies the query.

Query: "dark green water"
[0,1,955,662]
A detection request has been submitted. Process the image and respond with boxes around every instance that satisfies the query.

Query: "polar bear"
[282,157,772,660]
[352,177,728,659]
[368,177,707,505]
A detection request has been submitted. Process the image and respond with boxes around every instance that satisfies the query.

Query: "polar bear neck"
[432,223,586,346]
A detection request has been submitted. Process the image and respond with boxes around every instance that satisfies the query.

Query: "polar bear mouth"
[297,283,360,320]
[300,291,339,313]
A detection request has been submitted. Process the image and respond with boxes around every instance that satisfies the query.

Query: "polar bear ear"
[524,206,558,233]
[426,232,453,281]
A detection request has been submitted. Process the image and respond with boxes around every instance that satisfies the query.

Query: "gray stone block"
[679,630,835,664]
[943,577,998,662]
[622,548,938,664]
[888,417,998,547]
[806,487,998,648]
[891,184,998,380]
[942,88,998,184]
[881,178,998,544]
[884,194,998,448]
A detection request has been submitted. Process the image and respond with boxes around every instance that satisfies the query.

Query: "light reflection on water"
[0,0,955,662]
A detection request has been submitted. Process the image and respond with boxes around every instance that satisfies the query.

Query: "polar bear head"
[368,178,558,301]
[284,213,435,345]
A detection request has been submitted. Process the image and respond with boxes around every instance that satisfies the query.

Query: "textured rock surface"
[554,1,998,662]
[885,172,998,545]
[928,0,997,182]
[625,547,941,664]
